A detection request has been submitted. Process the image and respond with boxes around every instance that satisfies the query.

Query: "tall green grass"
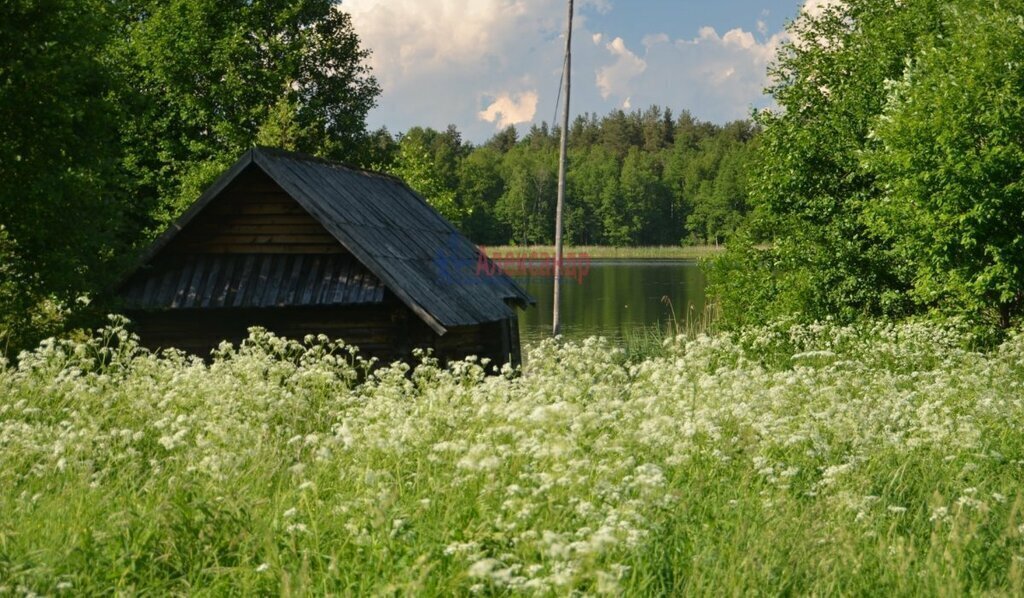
[2,316,1024,594]
[622,298,721,359]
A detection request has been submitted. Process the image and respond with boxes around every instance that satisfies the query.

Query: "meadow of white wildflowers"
[3,316,1024,594]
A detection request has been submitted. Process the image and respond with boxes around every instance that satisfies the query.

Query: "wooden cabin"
[117,148,533,366]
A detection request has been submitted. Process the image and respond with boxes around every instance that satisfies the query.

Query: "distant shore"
[483,245,725,261]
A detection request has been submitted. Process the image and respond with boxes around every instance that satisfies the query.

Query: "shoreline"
[481,244,725,261]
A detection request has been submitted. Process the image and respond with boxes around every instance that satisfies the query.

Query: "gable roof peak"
[121,148,533,335]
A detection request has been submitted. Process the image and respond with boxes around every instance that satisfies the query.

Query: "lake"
[509,260,707,345]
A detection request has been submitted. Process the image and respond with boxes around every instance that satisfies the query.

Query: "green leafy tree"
[569,113,601,148]
[864,2,1024,328]
[661,140,695,242]
[433,106,757,248]
[619,148,670,245]
[0,0,125,350]
[600,109,643,160]
[457,147,507,244]
[390,135,461,226]
[567,146,619,244]
[678,139,725,243]
[109,0,380,226]
[688,140,752,244]
[486,126,519,153]
[362,127,401,169]
[673,110,719,150]
[711,0,947,325]
[640,105,673,153]
[256,96,305,151]
[496,145,557,245]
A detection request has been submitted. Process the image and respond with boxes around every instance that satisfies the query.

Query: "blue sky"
[340,0,816,143]
[585,0,795,51]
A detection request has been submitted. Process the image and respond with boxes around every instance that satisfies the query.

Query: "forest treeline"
[373,109,757,247]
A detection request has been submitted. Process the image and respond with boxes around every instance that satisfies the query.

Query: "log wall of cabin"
[129,304,406,361]
[400,314,514,366]
[128,304,520,368]
[167,166,344,255]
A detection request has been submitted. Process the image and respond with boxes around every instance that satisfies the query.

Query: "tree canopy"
[0,0,380,352]
[712,0,1024,331]
[0,0,125,347]
[380,108,758,248]
[863,2,1024,327]
[109,0,380,225]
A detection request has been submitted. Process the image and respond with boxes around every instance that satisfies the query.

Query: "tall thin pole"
[553,0,573,336]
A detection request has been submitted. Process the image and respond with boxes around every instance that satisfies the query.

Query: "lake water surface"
[510,260,707,345]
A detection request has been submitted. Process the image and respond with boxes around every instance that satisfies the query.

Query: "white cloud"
[478,91,539,129]
[590,27,784,121]
[342,0,570,140]
[596,37,647,99]
[341,0,791,141]
[802,0,842,18]
[342,0,553,82]
[582,0,613,14]
[642,33,669,48]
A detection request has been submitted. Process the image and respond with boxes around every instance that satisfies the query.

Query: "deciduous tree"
[109,0,380,226]
[864,2,1024,327]
[0,0,125,349]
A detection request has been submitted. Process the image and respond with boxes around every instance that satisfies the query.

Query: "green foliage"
[109,0,380,225]
[0,0,381,353]
[4,319,1024,593]
[669,121,757,245]
[617,148,667,245]
[863,2,1024,328]
[495,143,558,245]
[0,0,126,352]
[711,0,948,325]
[456,147,508,244]
[384,126,472,227]
[566,146,619,244]
[256,96,305,151]
[0,227,32,351]
[378,107,757,247]
[389,133,463,226]
[713,0,1024,332]
[704,239,785,329]
[697,144,752,243]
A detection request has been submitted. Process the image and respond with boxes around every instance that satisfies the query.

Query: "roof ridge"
[251,146,403,183]
[252,146,458,231]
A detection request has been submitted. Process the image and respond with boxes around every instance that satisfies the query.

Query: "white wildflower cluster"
[2,317,1024,593]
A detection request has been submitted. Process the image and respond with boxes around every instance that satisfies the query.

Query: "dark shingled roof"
[121,253,386,310]
[125,148,532,335]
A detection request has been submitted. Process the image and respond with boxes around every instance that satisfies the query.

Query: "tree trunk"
[1001,293,1024,329]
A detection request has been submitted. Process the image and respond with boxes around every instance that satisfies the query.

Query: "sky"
[339,0,826,143]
